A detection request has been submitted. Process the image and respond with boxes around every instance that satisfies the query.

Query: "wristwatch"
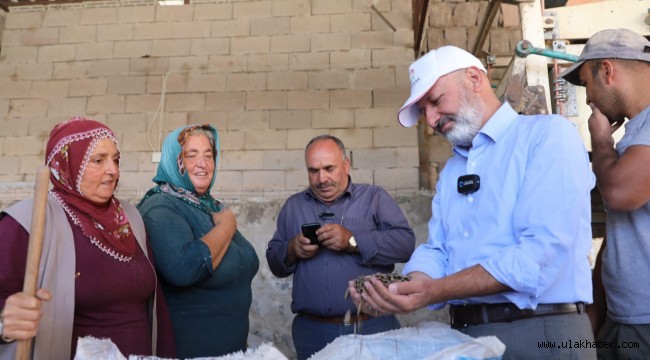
[348,236,358,252]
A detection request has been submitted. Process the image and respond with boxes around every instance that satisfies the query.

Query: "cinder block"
[151,39,191,57]
[251,17,290,36]
[211,19,250,37]
[270,34,310,53]
[312,0,351,15]
[226,73,267,91]
[0,156,21,175]
[311,33,351,51]
[231,36,270,55]
[47,97,87,118]
[371,11,411,31]
[444,27,468,49]
[15,63,52,80]
[352,148,398,168]
[21,28,59,46]
[0,80,30,99]
[213,170,242,189]
[80,8,118,25]
[309,70,350,90]
[330,89,371,109]
[288,52,329,71]
[244,129,287,150]
[262,149,304,170]
[8,99,48,118]
[205,91,246,111]
[371,48,414,67]
[331,14,371,32]
[373,126,417,147]
[0,100,10,120]
[290,16,329,34]
[53,62,92,80]
[489,28,512,54]
[349,168,373,185]
[452,2,480,27]
[373,87,410,108]
[272,0,310,16]
[429,2,452,27]
[426,28,445,49]
[87,95,126,115]
[355,107,398,128]
[19,155,45,175]
[3,136,43,155]
[43,9,81,27]
[220,150,264,170]
[233,1,273,18]
[247,54,289,72]
[242,170,286,188]
[120,131,153,152]
[86,59,129,77]
[5,12,42,30]
[0,118,29,137]
[355,68,395,89]
[287,128,323,149]
[117,151,140,172]
[0,63,16,79]
[374,167,419,192]
[228,111,270,131]
[247,91,288,110]
[312,109,354,129]
[27,117,66,137]
[155,4,193,21]
[169,56,208,72]
[30,80,70,98]
[393,29,414,48]
[329,128,373,148]
[191,38,230,56]
[107,113,149,133]
[185,73,226,93]
[118,6,156,23]
[394,64,410,87]
[287,90,329,110]
[194,3,233,21]
[108,75,147,95]
[218,130,245,150]
[164,93,205,112]
[267,71,308,90]
[173,21,211,39]
[114,40,153,59]
[3,46,39,63]
[76,42,114,61]
[208,55,248,74]
[2,30,21,47]
[330,49,371,69]
[134,22,173,40]
[59,25,97,44]
[187,111,228,131]
[351,31,393,49]
[130,57,170,75]
[97,24,135,41]
[500,3,520,28]
[285,168,308,188]
[269,109,311,129]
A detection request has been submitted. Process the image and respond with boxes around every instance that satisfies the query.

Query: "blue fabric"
[404,103,595,310]
[292,314,400,360]
[266,180,415,317]
[602,105,650,324]
[138,193,259,358]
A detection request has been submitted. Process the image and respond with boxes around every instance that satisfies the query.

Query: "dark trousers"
[597,317,650,360]
[460,312,595,359]
[291,313,400,360]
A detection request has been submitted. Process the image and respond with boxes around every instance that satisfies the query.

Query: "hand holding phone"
[301,223,321,245]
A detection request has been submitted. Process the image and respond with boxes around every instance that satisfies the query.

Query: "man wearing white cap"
[560,28,650,359]
[348,45,596,359]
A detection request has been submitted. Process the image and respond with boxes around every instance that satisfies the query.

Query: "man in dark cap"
[560,28,650,359]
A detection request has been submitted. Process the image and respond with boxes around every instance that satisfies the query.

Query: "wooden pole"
[15,166,50,360]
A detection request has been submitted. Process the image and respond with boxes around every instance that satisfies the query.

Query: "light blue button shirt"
[404,103,595,310]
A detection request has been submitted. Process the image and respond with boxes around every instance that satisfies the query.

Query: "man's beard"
[438,90,483,147]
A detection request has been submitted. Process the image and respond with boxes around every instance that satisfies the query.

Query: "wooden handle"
[15,166,50,360]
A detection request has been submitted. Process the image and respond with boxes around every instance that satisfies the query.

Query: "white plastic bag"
[309,321,505,360]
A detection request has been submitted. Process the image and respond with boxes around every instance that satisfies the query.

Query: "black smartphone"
[301,223,321,245]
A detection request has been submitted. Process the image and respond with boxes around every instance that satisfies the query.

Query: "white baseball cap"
[397,46,487,127]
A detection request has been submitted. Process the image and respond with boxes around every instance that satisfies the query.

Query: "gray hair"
[305,134,347,160]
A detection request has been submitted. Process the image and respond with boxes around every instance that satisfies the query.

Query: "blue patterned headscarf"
[140,124,222,213]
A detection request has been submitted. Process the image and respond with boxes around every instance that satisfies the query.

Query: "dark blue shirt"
[266,181,415,317]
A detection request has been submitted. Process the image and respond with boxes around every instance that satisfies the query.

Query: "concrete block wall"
[0,0,418,199]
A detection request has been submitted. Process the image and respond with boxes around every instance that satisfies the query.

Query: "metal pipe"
[515,40,579,62]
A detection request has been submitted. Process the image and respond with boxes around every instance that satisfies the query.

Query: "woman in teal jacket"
[138,124,259,358]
